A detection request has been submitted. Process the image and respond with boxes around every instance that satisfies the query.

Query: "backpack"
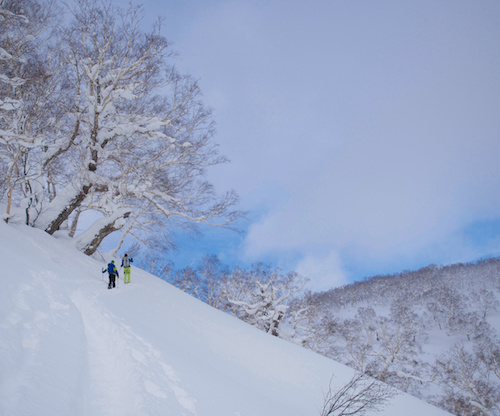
[107,263,115,275]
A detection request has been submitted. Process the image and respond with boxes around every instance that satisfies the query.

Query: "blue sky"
[119,0,500,290]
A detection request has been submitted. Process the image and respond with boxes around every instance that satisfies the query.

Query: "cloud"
[295,250,349,292]
[165,0,500,284]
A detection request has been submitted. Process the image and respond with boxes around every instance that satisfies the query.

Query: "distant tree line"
[151,254,500,416]
[0,0,240,254]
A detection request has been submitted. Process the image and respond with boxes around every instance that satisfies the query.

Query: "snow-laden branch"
[1,0,239,253]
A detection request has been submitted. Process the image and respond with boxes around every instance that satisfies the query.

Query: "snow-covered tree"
[225,264,307,337]
[32,0,239,254]
[281,291,331,349]
[371,303,427,388]
[333,303,428,393]
[195,254,229,307]
[172,266,202,299]
[167,255,231,306]
[335,308,378,374]
[0,0,61,223]
[436,335,500,416]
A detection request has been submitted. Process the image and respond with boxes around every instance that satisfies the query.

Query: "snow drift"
[0,221,452,416]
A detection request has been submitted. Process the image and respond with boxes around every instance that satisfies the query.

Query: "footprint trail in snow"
[71,291,197,416]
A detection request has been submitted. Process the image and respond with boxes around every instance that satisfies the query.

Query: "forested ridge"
[158,256,500,416]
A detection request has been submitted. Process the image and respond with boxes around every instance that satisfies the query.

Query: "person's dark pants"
[108,273,116,289]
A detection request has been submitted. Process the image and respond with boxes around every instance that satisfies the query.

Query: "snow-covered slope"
[0,222,452,416]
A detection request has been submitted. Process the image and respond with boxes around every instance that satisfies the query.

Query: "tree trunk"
[3,147,23,224]
[271,311,284,337]
[74,210,131,255]
[41,183,93,235]
[111,210,141,256]
[68,209,81,238]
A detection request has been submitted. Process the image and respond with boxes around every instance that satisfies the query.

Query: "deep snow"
[0,221,452,416]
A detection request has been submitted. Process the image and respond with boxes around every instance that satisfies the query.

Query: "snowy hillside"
[0,222,452,416]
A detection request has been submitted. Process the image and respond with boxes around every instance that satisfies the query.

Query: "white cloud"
[295,250,349,291]
[158,0,500,281]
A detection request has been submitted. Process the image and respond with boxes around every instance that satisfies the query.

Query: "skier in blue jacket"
[103,260,119,289]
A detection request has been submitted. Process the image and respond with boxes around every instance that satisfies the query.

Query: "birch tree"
[436,336,500,416]
[335,304,428,392]
[0,0,61,223]
[196,254,229,307]
[34,0,239,254]
[226,264,307,337]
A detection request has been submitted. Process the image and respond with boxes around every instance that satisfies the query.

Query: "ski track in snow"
[0,270,81,415]
[71,290,197,416]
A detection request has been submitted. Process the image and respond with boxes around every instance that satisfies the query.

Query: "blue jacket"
[103,263,119,277]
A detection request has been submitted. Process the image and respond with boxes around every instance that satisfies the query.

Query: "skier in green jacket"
[121,253,133,284]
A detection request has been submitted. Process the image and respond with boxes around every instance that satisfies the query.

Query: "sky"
[126,0,500,291]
